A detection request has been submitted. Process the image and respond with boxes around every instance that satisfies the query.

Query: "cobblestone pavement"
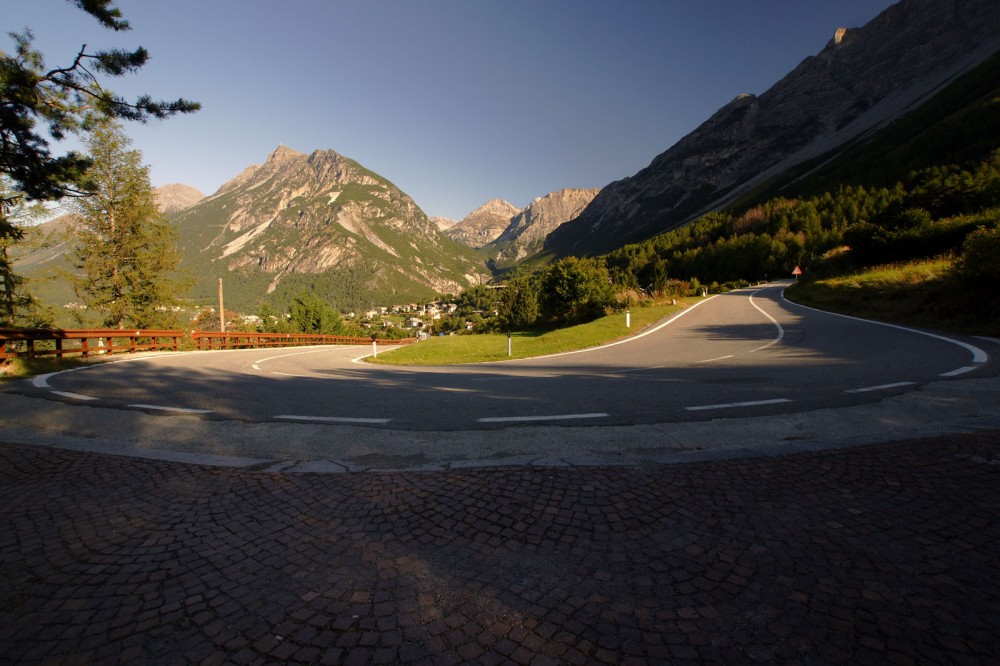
[1,431,998,665]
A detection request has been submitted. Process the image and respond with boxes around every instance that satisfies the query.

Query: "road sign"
[792,266,803,276]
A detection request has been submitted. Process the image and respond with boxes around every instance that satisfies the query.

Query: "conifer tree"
[0,0,198,324]
[70,123,188,328]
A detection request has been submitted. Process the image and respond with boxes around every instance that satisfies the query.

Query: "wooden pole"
[218,278,226,333]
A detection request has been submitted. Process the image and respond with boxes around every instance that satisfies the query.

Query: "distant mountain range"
[444,189,599,267]
[14,0,999,318]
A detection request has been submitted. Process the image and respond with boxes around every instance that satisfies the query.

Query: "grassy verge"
[368,300,691,365]
[0,356,90,381]
[786,258,999,336]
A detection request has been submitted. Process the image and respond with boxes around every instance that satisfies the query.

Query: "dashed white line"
[51,391,99,401]
[845,382,917,393]
[128,404,213,414]
[696,355,734,364]
[274,415,391,424]
[477,413,609,424]
[685,398,791,412]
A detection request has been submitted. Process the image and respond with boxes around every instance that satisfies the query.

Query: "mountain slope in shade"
[544,0,1000,258]
[171,146,488,311]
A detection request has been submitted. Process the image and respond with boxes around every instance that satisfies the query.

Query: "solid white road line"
[845,382,917,393]
[128,404,213,414]
[940,366,980,377]
[685,398,791,411]
[749,290,785,352]
[274,415,391,424]
[782,288,989,371]
[252,346,358,371]
[477,413,609,424]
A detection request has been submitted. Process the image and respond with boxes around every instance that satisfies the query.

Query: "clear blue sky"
[6,0,896,221]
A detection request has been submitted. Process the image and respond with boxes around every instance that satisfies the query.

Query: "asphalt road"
[16,283,993,432]
[2,283,999,469]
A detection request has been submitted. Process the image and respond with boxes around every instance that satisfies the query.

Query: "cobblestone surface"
[1,431,998,664]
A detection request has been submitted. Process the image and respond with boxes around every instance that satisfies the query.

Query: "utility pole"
[218,278,226,333]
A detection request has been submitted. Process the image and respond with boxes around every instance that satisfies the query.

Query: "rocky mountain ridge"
[170,146,488,310]
[488,188,600,266]
[444,199,521,248]
[544,0,1000,257]
[154,184,204,214]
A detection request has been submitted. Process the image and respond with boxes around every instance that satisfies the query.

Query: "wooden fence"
[0,328,182,363]
[0,328,413,364]
[192,332,414,351]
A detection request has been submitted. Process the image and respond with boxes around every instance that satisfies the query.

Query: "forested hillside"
[604,152,999,290]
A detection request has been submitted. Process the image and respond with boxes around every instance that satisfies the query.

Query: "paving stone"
[1,431,998,663]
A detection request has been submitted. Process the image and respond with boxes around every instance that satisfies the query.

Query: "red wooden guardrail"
[191,332,414,351]
[0,328,415,363]
[0,328,182,363]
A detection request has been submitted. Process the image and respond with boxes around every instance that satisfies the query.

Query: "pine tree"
[0,0,198,325]
[71,123,188,328]
[0,179,49,326]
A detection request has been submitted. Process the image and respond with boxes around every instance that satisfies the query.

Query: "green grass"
[368,300,691,365]
[0,356,90,381]
[787,258,1000,335]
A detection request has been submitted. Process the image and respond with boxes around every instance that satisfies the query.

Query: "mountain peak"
[471,199,520,217]
[445,199,521,248]
[155,183,204,214]
[267,145,304,163]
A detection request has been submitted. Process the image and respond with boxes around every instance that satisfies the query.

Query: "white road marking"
[51,391,99,401]
[128,404,213,414]
[685,398,791,411]
[274,415,391,424]
[846,382,917,393]
[749,290,785,352]
[696,355,734,364]
[32,372,58,388]
[478,412,609,424]
[513,296,719,362]
[252,346,358,371]
[782,289,989,371]
[940,366,978,377]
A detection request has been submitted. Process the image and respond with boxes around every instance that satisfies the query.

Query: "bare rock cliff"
[489,188,600,265]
